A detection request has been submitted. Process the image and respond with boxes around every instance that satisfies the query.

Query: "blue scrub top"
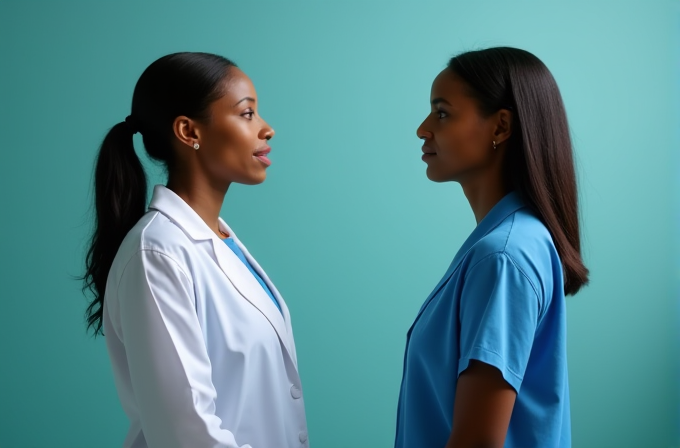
[395,192,570,448]
[223,237,282,313]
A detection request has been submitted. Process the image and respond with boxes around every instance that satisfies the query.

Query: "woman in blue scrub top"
[395,47,589,448]
[82,53,308,448]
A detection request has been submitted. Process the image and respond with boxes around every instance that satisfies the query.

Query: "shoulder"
[465,208,559,300]
[113,210,199,276]
[504,208,555,258]
[469,207,556,261]
[462,251,540,303]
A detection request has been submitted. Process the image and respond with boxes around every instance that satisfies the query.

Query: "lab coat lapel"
[147,185,296,368]
[220,220,298,367]
[210,229,296,367]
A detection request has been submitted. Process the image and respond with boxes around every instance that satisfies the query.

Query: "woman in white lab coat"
[82,52,308,448]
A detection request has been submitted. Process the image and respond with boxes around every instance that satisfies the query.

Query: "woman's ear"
[492,109,513,146]
[173,116,201,149]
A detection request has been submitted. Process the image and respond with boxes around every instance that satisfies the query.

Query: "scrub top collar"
[451,191,526,274]
[413,191,527,321]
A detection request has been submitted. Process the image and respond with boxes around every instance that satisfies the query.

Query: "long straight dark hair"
[448,47,589,295]
[83,52,237,336]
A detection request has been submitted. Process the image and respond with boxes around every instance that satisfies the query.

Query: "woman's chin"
[248,171,267,185]
[425,167,448,183]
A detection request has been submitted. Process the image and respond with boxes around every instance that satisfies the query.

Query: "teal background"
[1,1,678,447]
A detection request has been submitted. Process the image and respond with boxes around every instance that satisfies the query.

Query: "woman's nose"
[416,123,432,140]
[261,122,275,141]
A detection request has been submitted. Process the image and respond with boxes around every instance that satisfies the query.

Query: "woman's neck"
[461,173,509,225]
[167,175,230,237]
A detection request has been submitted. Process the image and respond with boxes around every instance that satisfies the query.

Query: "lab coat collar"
[148,185,216,241]
[411,191,527,326]
[147,185,297,368]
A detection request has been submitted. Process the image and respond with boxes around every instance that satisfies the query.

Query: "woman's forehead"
[431,69,465,99]
[223,69,257,101]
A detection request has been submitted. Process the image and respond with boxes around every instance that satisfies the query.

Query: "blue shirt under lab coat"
[395,192,571,448]
[223,237,282,313]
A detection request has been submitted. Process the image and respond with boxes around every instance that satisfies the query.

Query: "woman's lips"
[253,146,272,166]
[421,145,436,161]
[421,145,437,155]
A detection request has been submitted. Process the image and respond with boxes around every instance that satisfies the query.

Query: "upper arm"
[117,249,247,448]
[448,253,540,447]
[446,361,516,448]
[457,252,540,391]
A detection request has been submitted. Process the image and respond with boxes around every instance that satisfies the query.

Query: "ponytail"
[82,52,236,335]
[83,121,147,335]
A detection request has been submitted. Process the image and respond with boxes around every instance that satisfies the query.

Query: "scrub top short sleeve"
[458,252,540,392]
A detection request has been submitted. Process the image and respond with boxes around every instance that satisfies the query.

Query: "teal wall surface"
[1,1,678,447]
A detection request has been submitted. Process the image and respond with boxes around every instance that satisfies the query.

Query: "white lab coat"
[103,185,309,448]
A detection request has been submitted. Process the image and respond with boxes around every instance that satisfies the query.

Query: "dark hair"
[448,47,589,295]
[83,52,237,335]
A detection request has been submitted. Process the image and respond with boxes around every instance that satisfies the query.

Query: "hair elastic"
[124,115,140,134]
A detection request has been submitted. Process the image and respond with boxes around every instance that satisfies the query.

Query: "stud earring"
[492,140,497,150]
[193,142,200,150]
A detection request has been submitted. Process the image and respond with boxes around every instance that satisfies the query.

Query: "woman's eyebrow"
[431,97,451,106]
[233,96,256,107]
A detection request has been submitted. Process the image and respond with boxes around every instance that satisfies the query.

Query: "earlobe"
[493,109,513,146]
[173,116,200,149]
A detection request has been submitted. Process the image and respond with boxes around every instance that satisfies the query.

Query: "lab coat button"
[290,384,302,399]
[299,430,308,443]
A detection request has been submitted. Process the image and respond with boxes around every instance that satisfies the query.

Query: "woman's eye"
[436,110,448,119]
[242,111,255,120]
